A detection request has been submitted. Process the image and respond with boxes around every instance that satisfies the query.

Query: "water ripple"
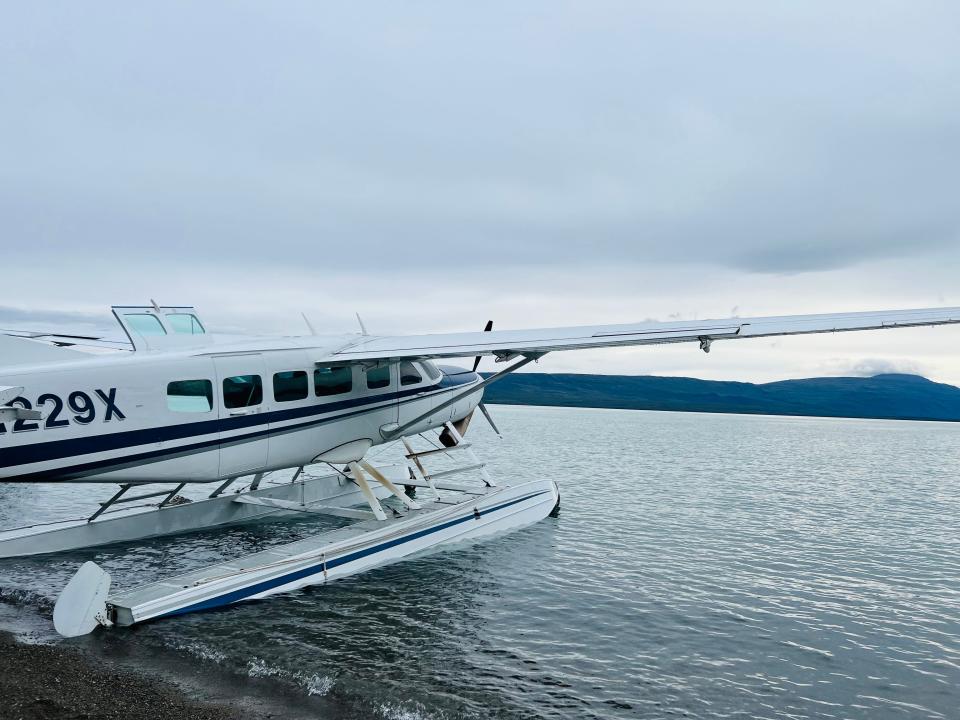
[2,407,960,718]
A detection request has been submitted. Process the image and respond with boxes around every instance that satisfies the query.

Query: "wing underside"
[319,307,960,363]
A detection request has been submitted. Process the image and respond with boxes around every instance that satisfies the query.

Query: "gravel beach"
[0,630,242,720]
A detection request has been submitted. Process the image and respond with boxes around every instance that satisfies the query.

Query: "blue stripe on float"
[156,489,551,619]
[1,377,481,479]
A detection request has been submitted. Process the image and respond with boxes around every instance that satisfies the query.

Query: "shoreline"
[0,629,244,720]
[0,600,352,720]
[0,596,350,720]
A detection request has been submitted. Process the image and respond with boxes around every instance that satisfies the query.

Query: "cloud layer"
[2,2,958,383]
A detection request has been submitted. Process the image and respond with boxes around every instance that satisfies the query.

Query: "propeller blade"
[478,402,502,438]
[472,320,493,372]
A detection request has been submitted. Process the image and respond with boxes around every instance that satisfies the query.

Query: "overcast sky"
[2,2,959,383]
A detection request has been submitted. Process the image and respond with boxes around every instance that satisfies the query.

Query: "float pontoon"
[48,423,559,636]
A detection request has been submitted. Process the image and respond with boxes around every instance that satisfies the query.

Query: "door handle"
[229,409,249,416]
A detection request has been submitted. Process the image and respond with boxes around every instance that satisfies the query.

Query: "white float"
[50,422,559,634]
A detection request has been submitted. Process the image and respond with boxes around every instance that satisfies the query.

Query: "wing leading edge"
[320,307,960,363]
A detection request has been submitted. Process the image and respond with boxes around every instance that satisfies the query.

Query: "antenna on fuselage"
[356,313,369,336]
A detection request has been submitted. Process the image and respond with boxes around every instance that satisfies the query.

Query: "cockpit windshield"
[167,313,205,335]
[421,360,443,381]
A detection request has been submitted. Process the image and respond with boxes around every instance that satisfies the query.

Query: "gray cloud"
[822,358,928,378]
[1,2,959,384]
[2,2,959,278]
[0,306,114,333]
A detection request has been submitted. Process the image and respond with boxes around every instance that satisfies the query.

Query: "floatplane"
[1,303,958,636]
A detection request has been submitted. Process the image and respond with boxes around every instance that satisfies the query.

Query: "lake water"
[2,406,960,719]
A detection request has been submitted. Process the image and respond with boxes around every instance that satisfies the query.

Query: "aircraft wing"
[1,329,132,353]
[320,307,960,363]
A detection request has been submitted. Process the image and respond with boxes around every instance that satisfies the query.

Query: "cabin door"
[214,354,270,477]
[357,362,399,441]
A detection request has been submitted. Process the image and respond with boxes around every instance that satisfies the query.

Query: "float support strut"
[403,438,440,499]
[360,460,421,510]
[158,483,187,508]
[87,485,132,523]
[208,477,237,499]
[348,462,388,521]
[444,422,495,487]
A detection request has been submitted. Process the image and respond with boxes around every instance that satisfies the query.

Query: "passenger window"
[223,375,263,408]
[273,371,308,402]
[400,362,422,386]
[314,366,353,397]
[167,313,205,335]
[366,365,391,390]
[167,380,213,412]
[124,313,166,336]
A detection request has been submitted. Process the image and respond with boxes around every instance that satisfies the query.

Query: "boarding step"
[400,478,487,495]
[423,463,486,481]
[404,442,472,459]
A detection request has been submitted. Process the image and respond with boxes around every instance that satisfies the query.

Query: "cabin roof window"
[400,361,422,386]
[315,366,352,397]
[273,370,308,402]
[366,364,391,390]
[167,313,206,335]
[223,375,262,408]
[124,313,166,337]
[167,380,213,413]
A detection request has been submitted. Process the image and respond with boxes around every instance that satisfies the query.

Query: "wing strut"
[384,353,543,441]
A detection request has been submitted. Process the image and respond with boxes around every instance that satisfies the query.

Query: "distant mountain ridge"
[480,373,960,422]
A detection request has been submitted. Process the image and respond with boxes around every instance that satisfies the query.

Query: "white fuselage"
[0,336,483,483]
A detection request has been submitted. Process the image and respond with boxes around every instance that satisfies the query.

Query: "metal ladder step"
[423,463,486,481]
[400,478,487,495]
[404,443,472,459]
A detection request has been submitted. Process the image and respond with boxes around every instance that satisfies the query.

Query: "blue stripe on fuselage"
[1,375,481,480]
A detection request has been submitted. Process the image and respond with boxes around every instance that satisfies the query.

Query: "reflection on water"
[2,406,960,719]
